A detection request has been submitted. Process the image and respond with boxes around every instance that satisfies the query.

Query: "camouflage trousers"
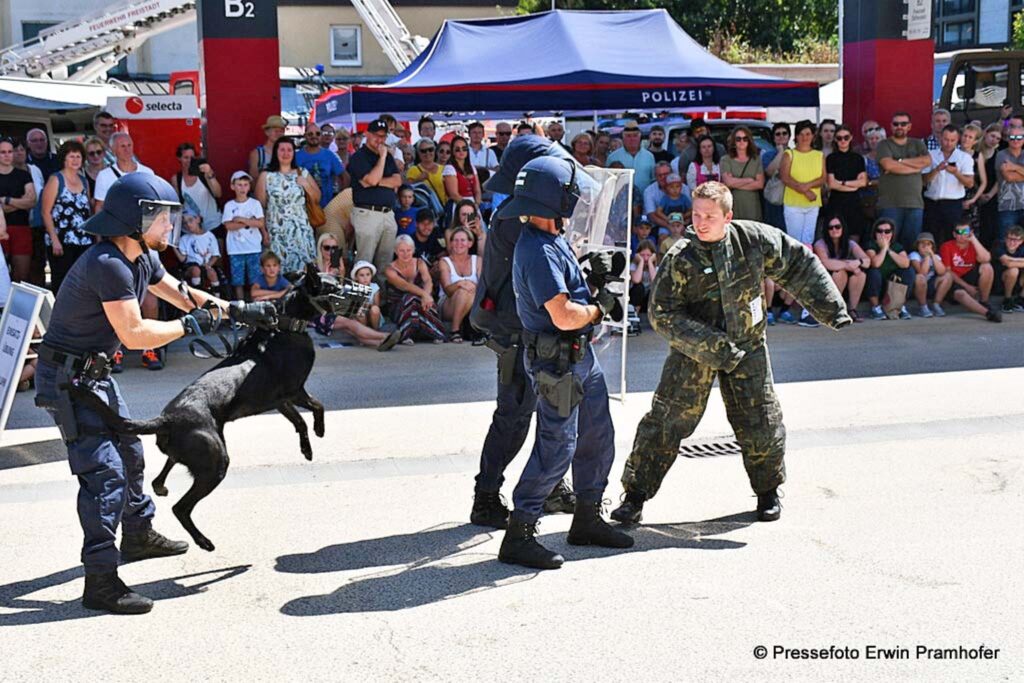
[622,344,786,498]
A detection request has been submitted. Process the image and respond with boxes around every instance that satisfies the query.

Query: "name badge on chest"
[749,295,764,325]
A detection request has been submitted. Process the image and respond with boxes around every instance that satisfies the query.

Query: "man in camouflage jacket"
[611,181,852,524]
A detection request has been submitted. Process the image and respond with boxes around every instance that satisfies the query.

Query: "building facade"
[933,0,1023,50]
[0,0,515,82]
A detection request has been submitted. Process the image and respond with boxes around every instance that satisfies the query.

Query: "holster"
[484,338,519,386]
[536,369,584,418]
[35,388,79,444]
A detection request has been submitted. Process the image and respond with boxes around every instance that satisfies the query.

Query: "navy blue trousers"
[476,343,538,492]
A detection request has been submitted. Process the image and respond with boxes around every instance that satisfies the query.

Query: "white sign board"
[106,95,200,120]
[0,283,52,442]
[906,0,932,41]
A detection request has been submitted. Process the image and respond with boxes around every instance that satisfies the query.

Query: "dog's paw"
[314,424,325,438]
[303,449,313,461]
[153,483,169,497]
[196,535,215,552]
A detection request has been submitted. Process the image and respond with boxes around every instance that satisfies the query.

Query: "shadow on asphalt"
[0,439,66,471]
[278,513,749,616]
[0,564,251,625]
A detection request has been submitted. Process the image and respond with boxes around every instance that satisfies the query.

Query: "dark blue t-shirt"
[295,147,344,208]
[348,146,399,207]
[253,272,289,291]
[43,241,166,356]
[512,224,591,335]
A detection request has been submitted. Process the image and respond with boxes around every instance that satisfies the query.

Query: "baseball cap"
[623,120,641,132]
[666,173,683,184]
[668,212,684,223]
[367,119,389,134]
[230,170,252,183]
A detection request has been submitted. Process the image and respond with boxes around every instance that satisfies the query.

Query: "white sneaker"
[919,304,933,318]
[932,303,946,317]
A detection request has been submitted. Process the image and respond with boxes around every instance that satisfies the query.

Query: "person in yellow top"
[405,138,448,205]
[780,120,826,245]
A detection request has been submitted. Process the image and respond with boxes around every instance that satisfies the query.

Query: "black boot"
[498,518,564,569]
[470,489,510,529]
[120,528,189,563]
[567,500,635,548]
[542,479,576,514]
[610,492,645,525]
[82,571,153,614]
[756,488,782,522]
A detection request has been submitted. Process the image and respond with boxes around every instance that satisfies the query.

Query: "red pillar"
[843,1,934,145]
[197,0,280,177]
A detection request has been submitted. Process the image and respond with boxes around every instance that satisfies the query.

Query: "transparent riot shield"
[566,167,633,402]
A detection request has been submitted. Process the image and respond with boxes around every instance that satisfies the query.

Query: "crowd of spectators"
[5,105,1024,380]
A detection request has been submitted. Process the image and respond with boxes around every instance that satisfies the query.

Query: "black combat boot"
[471,489,510,529]
[120,528,189,563]
[756,488,782,522]
[498,518,564,569]
[610,492,645,525]
[82,572,153,614]
[567,500,635,548]
[542,478,576,514]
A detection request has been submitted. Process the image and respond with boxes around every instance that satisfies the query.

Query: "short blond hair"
[692,181,733,214]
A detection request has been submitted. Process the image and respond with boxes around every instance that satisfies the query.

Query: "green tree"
[1014,9,1024,49]
[516,0,838,57]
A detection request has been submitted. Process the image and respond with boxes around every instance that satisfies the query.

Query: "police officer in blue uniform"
[35,173,274,614]
[468,136,579,528]
[498,157,634,569]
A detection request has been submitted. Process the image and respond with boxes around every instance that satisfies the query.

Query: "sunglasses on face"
[828,224,843,230]
[497,131,511,136]
[87,150,105,157]
[892,121,910,127]
[774,132,789,136]
[734,136,748,141]
[955,228,971,235]
[1010,135,1024,141]
[836,135,852,141]
[876,228,893,234]
[321,245,337,251]
[866,126,882,133]
[453,147,467,152]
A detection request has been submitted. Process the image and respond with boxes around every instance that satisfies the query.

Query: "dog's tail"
[64,383,165,435]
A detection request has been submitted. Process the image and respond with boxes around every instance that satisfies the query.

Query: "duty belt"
[523,330,592,373]
[38,343,113,381]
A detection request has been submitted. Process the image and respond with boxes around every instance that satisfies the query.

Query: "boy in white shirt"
[222,170,267,300]
[175,206,222,292]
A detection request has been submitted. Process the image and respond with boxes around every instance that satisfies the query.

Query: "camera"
[328,245,341,269]
[188,157,208,176]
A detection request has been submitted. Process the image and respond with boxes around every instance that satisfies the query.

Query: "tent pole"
[593,110,598,130]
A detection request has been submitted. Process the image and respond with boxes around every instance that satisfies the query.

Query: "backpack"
[409,181,444,223]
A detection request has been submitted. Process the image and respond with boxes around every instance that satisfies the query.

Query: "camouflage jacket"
[649,220,851,372]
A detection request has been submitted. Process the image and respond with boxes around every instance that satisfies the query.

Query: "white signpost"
[0,283,53,443]
[905,0,932,41]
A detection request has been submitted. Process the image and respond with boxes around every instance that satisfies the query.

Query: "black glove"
[592,288,624,323]
[583,251,627,289]
[229,300,278,328]
[180,307,219,336]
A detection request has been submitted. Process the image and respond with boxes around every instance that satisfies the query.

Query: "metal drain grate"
[678,438,742,458]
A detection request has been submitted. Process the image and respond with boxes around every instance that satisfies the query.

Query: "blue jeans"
[878,207,924,246]
[998,209,1024,242]
[512,347,614,522]
[763,201,785,230]
[866,266,916,301]
[35,361,155,574]
[476,343,538,492]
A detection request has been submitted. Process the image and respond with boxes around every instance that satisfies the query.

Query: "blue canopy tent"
[350,10,819,115]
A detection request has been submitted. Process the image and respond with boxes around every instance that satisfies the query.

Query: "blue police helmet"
[80,173,181,238]
[484,135,572,195]
[497,156,587,221]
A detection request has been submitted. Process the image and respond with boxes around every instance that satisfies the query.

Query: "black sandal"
[450,332,463,344]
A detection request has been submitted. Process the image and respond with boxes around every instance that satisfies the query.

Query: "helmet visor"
[139,199,183,247]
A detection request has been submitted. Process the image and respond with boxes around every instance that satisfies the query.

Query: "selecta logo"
[125,97,145,115]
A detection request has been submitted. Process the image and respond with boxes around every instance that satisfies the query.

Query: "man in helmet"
[467,136,579,529]
[34,173,276,615]
[497,156,634,570]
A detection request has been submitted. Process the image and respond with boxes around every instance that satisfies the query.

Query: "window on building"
[941,0,975,15]
[330,26,362,67]
[942,20,975,47]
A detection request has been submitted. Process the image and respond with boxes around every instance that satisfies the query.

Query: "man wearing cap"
[673,118,726,176]
[249,115,287,180]
[34,173,276,615]
[608,120,656,194]
[497,155,633,569]
[468,137,581,529]
[348,119,403,278]
[612,181,851,526]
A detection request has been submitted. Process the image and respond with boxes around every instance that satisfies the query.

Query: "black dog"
[70,263,366,552]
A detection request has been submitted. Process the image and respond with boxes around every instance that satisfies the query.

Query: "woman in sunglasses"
[405,138,447,204]
[826,125,868,241]
[441,135,481,207]
[864,217,914,320]
[813,214,869,322]
[83,137,107,199]
[721,126,764,221]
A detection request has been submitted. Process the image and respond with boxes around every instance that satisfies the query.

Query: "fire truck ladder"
[348,0,428,72]
[0,0,196,83]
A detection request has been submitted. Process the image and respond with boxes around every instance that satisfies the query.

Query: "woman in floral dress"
[255,138,320,273]
[40,140,94,293]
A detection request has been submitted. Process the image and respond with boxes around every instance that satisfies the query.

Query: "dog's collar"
[276,315,308,334]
